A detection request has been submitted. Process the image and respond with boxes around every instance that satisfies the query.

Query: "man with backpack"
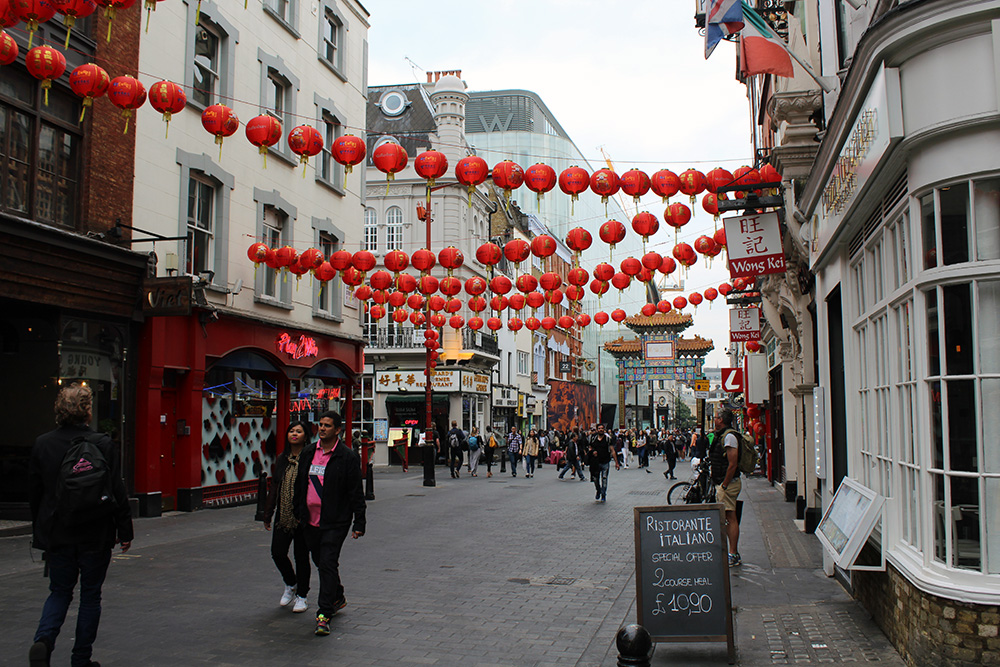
[710,409,752,567]
[447,421,466,479]
[29,383,133,667]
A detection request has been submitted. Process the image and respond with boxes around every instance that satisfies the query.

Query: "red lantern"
[525,292,545,310]
[704,287,718,304]
[567,267,589,286]
[504,239,530,264]
[69,63,109,122]
[641,252,662,271]
[718,282,732,297]
[611,309,627,323]
[530,234,557,259]
[673,243,697,268]
[508,293,526,310]
[288,125,324,172]
[15,0,56,47]
[414,150,448,186]
[449,315,465,330]
[274,245,297,270]
[247,242,272,267]
[468,316,484,331]
[702,192,720,221]
[515,274,538,294]
[733,165,761,195]
[419,275,440,296]
[372,141,408,183]
[619,168,650,204]
[733,277,748,291]
[52,0,95,45]
[427,295,445,312]
[329,250,353,272]
[758,163,781,187]
[331,134,366,174]
[491,160,524,199]
[0,30,17,65]
[25,45,66,107]
[638,267,655,283]
[576,313,591,327]
[539,316,556,331]
[565,227,592,256]
[407,294,424,310]
[705,167,734,194]
[384,250,409,275]
[559,165,590,213]
[656,300,670,313]
[672,296,688,311]
[599,220,627,251]
[93,0,134,43]
[590,168,620,204]
[106,74,146,133]
[455,155,489,205]
[620,257,641,277]
[539,272,562,291]
[387,291,406,308]
[631,212,659,243]
[664,202,691,231]
[475,242,502,266]
[489,275,512,295]
[314,261,336,282]
[694,235,718,257]
[651,169,680,203]
[445,298,462,313]
[593,263,615,282]
[611,273,631,291]
[439,276,462,297]
[468,296,487,313]
[465,276,487,296]
[297,248,323,273]
[430,313,446,328]
[594,311,609,327]
[490,295,508,312]
[352,250,376,274]
[590,280,609,297]
[678,169,706,205]
[505,317,522,332]
[369,270,393,291]
[524,317,540,331]
[438,246,464,275]
[392,308,409,324]
[486,317,503,331]
[411,249,436,273]
[410,311,426,326]
[689,292,704,308]
[640,303,655,317]
[201,103,239,155]
[557,315,574,329]
[354,285,373,301]
[524,163,556,209]
[714,227,727,249]
[658,257,677,275]
[368,304,385,320]
[148,80,186,136]
[746,340,762,353]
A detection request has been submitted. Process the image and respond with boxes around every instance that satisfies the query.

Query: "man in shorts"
[710,410,742,567]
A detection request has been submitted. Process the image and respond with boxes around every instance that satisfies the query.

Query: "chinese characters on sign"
[723,211,786,279]
[729,308,761,342]
[374,369,490,394]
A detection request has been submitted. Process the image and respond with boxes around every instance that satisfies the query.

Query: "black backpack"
[55,433,115,524]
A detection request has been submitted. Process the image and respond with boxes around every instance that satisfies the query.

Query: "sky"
[364,0,756,368]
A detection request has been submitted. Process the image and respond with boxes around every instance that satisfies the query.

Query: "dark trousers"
[271,524,310,597]
[35,545,112,667]
[449,447,464,475]
[305,525,350,617]
[483,447,494,472]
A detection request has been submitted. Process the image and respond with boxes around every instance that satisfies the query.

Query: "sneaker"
[315,614,331,636]
[292,596,307,613]
[332,597,347,615]
[596,491,601,500]
[728,553,742,567]
[29,640,50,667]
[280,585,296,607]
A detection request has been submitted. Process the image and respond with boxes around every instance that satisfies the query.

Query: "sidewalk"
[0,459,904,666]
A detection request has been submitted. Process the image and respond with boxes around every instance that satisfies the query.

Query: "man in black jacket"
[29,383,133,667]
[292,411,366,636]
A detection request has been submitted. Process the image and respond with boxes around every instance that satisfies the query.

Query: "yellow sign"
[694,379,709,392]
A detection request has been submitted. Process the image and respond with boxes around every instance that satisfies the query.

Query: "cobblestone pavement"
[0,459,905,666]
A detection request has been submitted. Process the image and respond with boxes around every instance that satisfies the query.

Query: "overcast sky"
[365,0,756,369]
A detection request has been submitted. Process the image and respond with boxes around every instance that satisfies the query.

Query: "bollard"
[500,450,507,473]
[253,472,268,522]
[365,460,375,500]
[616,624,654,667]
[422,443,436,487]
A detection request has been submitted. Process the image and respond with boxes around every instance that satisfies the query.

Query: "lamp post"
[421,185,436,487]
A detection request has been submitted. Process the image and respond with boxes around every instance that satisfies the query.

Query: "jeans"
[559,457,584,478]
[305,525,350,617]
[508,452,521,475]
[468,448,481,475]
[271,524,310,597]
[483,447,494,472]
[35,545,112,667]
[593,462,610,499]
[449,447,464,476]
[525,454,536,475]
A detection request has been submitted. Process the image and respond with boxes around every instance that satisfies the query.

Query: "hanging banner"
[730,307,761,342]
[723,211,787,278]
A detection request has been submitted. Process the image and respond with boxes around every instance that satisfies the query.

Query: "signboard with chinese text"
[724,211,786,279]
[376,369,458,393]
[729,308,761,342]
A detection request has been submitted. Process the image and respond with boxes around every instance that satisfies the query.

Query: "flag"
[739,2,794,77]
[705,0,744,59]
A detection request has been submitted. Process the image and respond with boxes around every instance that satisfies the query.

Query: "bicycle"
[667,459,717,505]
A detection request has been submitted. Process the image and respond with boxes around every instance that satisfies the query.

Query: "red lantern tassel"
[79,97,92,123]
[41,80,51,107]
[64,16,76,48]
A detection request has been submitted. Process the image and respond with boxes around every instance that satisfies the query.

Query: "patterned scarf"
[276,453,300,533]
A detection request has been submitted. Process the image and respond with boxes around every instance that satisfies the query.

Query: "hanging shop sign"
[375,369,489,394]
[729,307,761,342]
[142,276,193,316]
[723,211,786,279]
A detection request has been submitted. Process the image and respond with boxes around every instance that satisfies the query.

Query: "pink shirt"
[306,441,337,527]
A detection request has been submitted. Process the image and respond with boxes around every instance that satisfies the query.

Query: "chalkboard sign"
[634,504,734,660]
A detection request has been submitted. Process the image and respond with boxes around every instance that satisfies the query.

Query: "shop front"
[135,312,363,515]
[491,384,518,434]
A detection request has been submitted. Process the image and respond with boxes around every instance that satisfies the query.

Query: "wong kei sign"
[723,211,786,279]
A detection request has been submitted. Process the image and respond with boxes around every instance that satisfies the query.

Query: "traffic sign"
[694,379,709,392]
[721,368,743,393]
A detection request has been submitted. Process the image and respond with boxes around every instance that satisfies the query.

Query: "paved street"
[0,459,905,666]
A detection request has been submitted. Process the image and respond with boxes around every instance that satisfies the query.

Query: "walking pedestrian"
[293,411,366,636]
[507,426,523,477]
[588,424,619,502]
[523,429,540,478]
[558,432,586,481]
[467,427,482,477]
[29,382,134,667]
[484,426,502,478]
[711,410,743,567]
[263,420,312,614]
[664,431,678,480]
[447,421,466,478]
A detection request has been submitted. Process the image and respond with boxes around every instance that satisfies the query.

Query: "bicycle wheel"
[667,481,692,505]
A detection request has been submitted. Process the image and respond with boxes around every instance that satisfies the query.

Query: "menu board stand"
[634,504,735,664]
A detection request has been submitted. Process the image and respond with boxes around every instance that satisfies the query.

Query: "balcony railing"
[364,325,499,356]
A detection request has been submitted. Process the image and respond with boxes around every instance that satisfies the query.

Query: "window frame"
[184,1,238,112]
[175,149,234,289]
[317,0,348,81]
[363,207,377,253]
[253,187,297,309]
[258,49,300,168]
[312,216,345,322]
[263,0,299,38]
[314,93,347,194]
[385,206,403,251]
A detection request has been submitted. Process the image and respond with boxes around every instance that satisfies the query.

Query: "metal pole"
[423,183,436,487]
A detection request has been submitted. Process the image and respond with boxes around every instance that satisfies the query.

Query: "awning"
[385,394,448,404]
[209,350,281,373]
[302,360,351,381]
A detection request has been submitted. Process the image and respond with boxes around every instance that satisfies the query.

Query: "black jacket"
[29,425,134,551]
[263,448,299,525]
[292,440,366,534]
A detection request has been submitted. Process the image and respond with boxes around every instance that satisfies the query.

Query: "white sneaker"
[292,596,308,613]
[280,585,296,606]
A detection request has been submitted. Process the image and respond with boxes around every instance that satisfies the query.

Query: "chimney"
[427,70,463,83]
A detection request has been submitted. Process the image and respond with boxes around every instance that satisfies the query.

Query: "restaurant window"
[353,375,374,441]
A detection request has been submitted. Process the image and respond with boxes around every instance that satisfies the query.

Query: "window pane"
[980,280,1000,374]
[982,379,1000,474]
[193,26,219,106]
[942,283,973,376]
[926,289,939,377]
[946,379,976,472]
[950,476,981,571]
[921,193,936,269]
[930,380,943,469]
[986,476,1000,574]
[972,178,1000,260]
[933,473,946,562]
[940,184,970,265]
[36,125,78,227]
[3,107,31,213]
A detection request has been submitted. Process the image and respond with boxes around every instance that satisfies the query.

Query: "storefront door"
[160,388,178,511]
